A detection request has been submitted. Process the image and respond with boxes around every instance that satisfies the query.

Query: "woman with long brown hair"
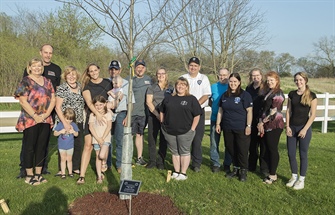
[285,72,317,190]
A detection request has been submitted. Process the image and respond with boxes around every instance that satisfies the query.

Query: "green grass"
[0,122,334,215]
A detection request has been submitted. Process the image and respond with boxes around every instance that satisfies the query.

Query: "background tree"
[313,36,335,77]
[274,53,295,77]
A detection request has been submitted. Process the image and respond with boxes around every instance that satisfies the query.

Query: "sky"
[1,0,334,59]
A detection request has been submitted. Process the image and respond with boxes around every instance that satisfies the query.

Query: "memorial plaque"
[119,180,142,196]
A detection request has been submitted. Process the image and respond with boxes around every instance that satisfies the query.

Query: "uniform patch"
[180,101,188,106]
[197,80,202,85]
[234,97,241,104]
[145,81,151,85]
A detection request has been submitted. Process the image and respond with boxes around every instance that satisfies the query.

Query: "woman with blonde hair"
[160,77,202,180]
[285,72,317,190]
[54,66,85,176]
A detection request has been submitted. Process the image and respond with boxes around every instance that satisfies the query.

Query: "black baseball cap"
[135,59,146,67]
[109,60,121,70]
[188,57,200,65]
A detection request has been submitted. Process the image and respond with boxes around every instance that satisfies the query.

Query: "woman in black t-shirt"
[160,77,202,181]
[285,72,317,190]
[77,63,112,184]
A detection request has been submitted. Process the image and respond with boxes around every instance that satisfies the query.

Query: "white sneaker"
[171,172,179,179]
[293,180,304,190]
[175,174,188,181]
[286,177,298,187]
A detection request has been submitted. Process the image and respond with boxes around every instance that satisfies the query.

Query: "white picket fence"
[1,93,335,133]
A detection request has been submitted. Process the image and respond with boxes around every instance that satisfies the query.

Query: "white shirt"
[181,73,211,108]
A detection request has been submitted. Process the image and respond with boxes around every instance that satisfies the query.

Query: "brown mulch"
[68,192,183,215]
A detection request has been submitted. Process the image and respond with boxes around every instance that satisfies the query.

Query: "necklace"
[68,82,78,89]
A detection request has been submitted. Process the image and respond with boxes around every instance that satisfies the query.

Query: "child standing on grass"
[54,108,79,179]
[89,95,113,183]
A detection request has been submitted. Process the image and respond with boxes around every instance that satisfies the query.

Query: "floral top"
[55,82,85,123]
[259,89,285,131]
[14,76,55,132]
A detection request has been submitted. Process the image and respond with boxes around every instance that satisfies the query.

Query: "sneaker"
[175,173,188,181]
[223,165,231,174]
[171,172,179,179]
[156,163,165,170]
[286,177,298,187]
[146,162,156,169]
[136,157,147,166]
[212,166,220,173]
[293,180,304,190]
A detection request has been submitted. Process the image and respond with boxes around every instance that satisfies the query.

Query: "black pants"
[248,126,261,171]
[147,113,167,164]
[261,128,283,175]
[223,129,250,169]
[191,111,205,168]
[23,123,50,169]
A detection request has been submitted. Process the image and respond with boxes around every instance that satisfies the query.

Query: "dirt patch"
[68,192,183,215]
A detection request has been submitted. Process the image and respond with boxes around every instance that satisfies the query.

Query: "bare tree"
[164,0,266,73]
[296,57,318,77]
[313,36,335,77]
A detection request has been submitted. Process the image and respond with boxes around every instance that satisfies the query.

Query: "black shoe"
[192,166,200,173]
[156,163,165,170]
[42,170,51,174]
[239,169,247,182]
[223,165,231,174]
[212,166,220,173]
[146,162,156,169]
[16,171,26,179]
[226,168,239,179]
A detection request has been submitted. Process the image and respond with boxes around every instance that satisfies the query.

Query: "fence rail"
[1,93,335,133]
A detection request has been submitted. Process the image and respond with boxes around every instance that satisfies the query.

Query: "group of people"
[14,44,317,189]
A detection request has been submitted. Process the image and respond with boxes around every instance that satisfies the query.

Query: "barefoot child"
[89,95,113,183]
[54,108,79,179]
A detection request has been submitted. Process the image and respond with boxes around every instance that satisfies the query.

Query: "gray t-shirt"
[131,75,152,116]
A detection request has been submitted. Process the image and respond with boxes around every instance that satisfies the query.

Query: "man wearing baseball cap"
[129,59,152,166]
[181,57,211,172]
[107,60,135,173]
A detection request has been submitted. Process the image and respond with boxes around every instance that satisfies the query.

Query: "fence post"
[322,92,329,133]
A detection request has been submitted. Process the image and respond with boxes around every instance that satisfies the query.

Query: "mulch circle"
[68,192,183,215]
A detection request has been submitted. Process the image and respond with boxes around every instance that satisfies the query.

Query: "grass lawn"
[0,122,334,215]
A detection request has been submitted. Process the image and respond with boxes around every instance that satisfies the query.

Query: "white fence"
[1,93,335,134]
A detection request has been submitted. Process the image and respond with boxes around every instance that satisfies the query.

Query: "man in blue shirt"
[209,68,232,173]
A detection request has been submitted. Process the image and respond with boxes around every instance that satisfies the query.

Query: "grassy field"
[0,121,334,215]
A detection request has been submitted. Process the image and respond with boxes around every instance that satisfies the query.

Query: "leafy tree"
[313,36,335,77]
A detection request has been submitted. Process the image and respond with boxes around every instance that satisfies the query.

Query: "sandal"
[77,176,85,184]
[36,174,48,183]
[263,176,277,184]
[61,174,66,179]
[68,174,74,178]
[54,172,62,177]
[25,175,40,186]
[72,170,80,175]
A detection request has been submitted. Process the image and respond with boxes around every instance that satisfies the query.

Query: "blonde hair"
[63,107,76,122]
[27,58,44,75]
[294,72,313,106]
[81,63,100,89]
[173,77,190,96]
[112,75,123,87]
[61,66,81,81]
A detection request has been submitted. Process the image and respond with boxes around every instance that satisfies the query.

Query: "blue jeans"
[107,111,127,169]
[210,121,232,167]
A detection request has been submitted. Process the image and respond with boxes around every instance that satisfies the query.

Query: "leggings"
[262,128,283,175]
[287,125,312,176]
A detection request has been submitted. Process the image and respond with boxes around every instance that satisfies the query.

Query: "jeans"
[107,111,127,168]
[210,121,232,167]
